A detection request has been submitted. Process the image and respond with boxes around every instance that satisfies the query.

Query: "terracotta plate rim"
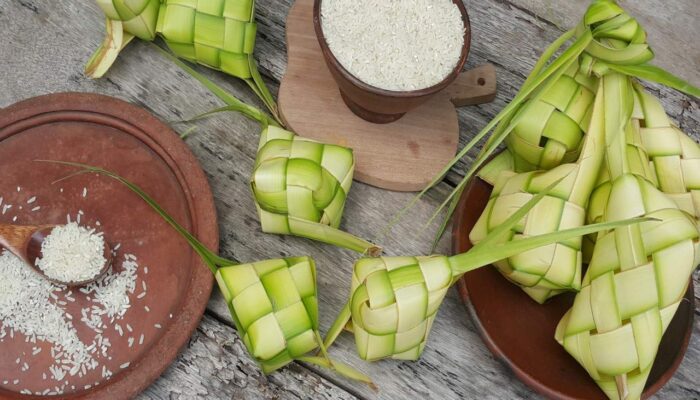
[0,92,218,400]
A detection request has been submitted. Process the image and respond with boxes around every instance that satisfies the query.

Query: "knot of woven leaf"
[156,0,258,79]
[250,126,379,255]
[504,56,599,171]
[504,0,658,172]
[555,73,700,400]
[252,126,352,230]
[346,256,453,361]
[95,0,160,40]
[215,257,323,373]
[576,0,654,73]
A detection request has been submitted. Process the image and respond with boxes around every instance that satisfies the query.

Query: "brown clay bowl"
[312,0,472,124]
[0,93,217,399]
[451,175,695,399]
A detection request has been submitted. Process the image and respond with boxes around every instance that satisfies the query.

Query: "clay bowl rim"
[451,172,695,399]
[312,0,472,99]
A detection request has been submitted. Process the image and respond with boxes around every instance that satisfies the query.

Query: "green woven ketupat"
[326,256,453,361]
[87,0,279,120]
[504,59,599,171]
[251,126,380,255]
[156,0,258,79]
[481,0,655,175]
[584,85,700,262]
[215,257,321,373]
[470,80,607,303]
[556,194,699,399]
[555,72,700,400]
[324,181,644,362]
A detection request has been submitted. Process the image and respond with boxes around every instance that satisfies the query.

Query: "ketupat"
[329,256,453,361]
[252,126,380,255]
[47,162,373,385]
[410,0,699,397]
[325,186,647,362]
[155,42,379,255]
[584,85,700,260]
[156,0,257,79]
[469,78,607,303]
[216,256,322,373]
[87,0,277,119]
[555,73,700,400]
[504,57,598,171]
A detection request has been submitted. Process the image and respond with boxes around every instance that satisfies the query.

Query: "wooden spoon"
[0,223,112,286]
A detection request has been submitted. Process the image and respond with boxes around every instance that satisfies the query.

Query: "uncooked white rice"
[0,209,149,394]
[36,222,106,283]
[321,0,465,91]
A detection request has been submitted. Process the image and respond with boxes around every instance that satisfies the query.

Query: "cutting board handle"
[444,64,497,107]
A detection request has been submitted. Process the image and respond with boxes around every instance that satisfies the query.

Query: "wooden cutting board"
[278,0,497,192]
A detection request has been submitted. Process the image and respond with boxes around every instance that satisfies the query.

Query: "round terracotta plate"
[452,176,695,400]
[0,93,217,399]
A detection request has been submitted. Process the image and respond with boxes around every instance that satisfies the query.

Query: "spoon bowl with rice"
[0,222,112,287]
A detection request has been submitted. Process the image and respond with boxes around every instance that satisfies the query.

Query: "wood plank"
[140,314,357,400]
[0,0,699,399]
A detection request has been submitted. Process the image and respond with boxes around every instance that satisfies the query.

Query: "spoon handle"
[0,223,42,264]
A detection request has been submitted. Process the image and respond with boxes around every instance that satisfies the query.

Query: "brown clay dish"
[312,0,472,123]
[452,175,695,400]
[0,93,218,399]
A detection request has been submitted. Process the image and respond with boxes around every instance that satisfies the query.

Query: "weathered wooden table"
[1,0,698,399]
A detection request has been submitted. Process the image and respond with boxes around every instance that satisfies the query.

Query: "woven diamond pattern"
[587,120,657,227]
[348,256,453,361]
[471,170,586,302]
[635,87,700,221]
[215,257,320,373]
[506,59,599,171]
[471,87,606,303]
[157,0,257,79]
[251,126,354,235]
[556,176,700,400]
[95,0,160,40]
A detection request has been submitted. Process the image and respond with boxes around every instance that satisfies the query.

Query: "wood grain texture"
[0,224,45,265]
[0,0,698,399]
[140,314,357,400]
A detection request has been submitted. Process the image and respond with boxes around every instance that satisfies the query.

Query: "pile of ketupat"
[52,156,638,388]
[415,1,697,399]
[81,0,700,398]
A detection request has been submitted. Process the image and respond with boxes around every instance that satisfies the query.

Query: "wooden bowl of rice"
[313,0,471,124]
